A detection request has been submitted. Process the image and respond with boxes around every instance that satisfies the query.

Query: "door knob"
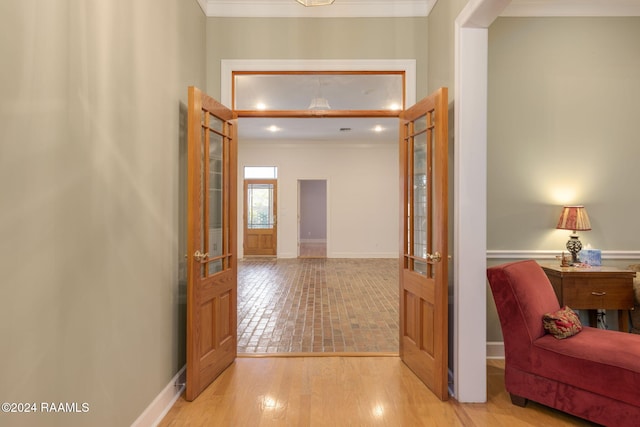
[194,250,209,262]
[426,252,442,262]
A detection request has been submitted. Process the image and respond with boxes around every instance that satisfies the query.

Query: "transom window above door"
[233,72,405,113]
[244,166,277,179]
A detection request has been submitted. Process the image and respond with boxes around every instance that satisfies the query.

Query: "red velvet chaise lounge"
[487,259,640,426]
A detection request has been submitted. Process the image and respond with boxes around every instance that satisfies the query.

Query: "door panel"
[186,86,237,401]
[243,179,277,256]
[399,87,449,401]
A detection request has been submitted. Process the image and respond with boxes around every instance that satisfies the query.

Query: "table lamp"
[556,205,591,265]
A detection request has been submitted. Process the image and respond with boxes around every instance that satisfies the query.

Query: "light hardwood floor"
[159,358,595,426]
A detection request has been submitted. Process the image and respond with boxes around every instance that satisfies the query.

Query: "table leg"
[587,310,598,328]
[618,310,629,332]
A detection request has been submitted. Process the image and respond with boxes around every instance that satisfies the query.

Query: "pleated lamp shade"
[556,206,591,232]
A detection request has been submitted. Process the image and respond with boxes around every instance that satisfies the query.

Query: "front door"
[243,179,277,256]
[399,87,449,401]
[185,86,238,401]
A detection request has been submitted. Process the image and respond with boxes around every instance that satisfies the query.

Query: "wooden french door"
[185,86,237,401]
[243,179,277,256]
[399,87,449,401]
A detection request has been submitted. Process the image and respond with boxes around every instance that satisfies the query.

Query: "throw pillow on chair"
[543,306,583,339]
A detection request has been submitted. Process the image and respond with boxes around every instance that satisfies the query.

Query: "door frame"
[223,62,453,399]
[221,59,416,108]
[229,60,415,261]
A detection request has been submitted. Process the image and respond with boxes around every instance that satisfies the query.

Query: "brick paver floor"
[237,258,399,354]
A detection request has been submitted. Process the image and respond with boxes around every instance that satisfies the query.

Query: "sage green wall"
[427,0,467,369]
[0,1,205,426]
[206,17,429,100]
[487,17,640,341]
[427,0,467,97]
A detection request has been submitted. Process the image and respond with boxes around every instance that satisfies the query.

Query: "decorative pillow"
[543,306,582,339]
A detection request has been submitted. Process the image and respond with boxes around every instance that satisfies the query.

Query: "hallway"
[162,259,595,426]
[237,258,399,354]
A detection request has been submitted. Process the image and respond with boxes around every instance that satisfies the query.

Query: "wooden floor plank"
[159,358,595,426]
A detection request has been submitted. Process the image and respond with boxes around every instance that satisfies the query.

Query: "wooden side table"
[541,264,636,332]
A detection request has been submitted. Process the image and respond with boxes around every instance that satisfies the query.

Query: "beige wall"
[0,1,206,425]
[487,17,640,341]
[206,17,429,99]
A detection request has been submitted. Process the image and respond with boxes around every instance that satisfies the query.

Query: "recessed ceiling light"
[268,125,280,132]
[296,0,335,6]
[256,102,267,110]
[374,125,383,132]
[389,103,401,111]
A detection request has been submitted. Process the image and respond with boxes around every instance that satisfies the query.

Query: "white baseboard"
[486,341,504,359]
[329,252,397,258]
[268,252,397,259]
[131,366,185,427]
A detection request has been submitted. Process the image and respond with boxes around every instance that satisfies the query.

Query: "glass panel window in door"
[412,125,428,276]
[247,184,275,230]
[208,128,224,275]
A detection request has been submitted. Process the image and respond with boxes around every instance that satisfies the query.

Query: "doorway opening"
[298,179,327,258]
[229,62,412,357]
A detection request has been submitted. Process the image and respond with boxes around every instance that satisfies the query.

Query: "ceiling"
[235,72,404,142]
[199,0,640,18]
[239,117,399,142]
[207,0,640,142]
[199,0,437,18]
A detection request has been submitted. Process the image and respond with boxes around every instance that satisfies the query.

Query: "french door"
[185,86,238,401]
[399,87,449,401]
[243,179,277,256]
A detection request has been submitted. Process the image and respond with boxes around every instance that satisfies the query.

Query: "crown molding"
[501,0,640,17]
[200,0,435,18]
[197,0,208,15]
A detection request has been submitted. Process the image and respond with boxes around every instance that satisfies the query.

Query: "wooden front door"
[186,86,238,401]
[243,179,277,256]
[399,87,449,401]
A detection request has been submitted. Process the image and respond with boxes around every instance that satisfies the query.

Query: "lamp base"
[566,234,583,265]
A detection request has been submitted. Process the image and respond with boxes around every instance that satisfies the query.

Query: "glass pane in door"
[412,127,428,276]
[208,126,224,275]
[247,184,275,229]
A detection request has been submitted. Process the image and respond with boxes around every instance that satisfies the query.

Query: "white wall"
[238,140,398,258]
